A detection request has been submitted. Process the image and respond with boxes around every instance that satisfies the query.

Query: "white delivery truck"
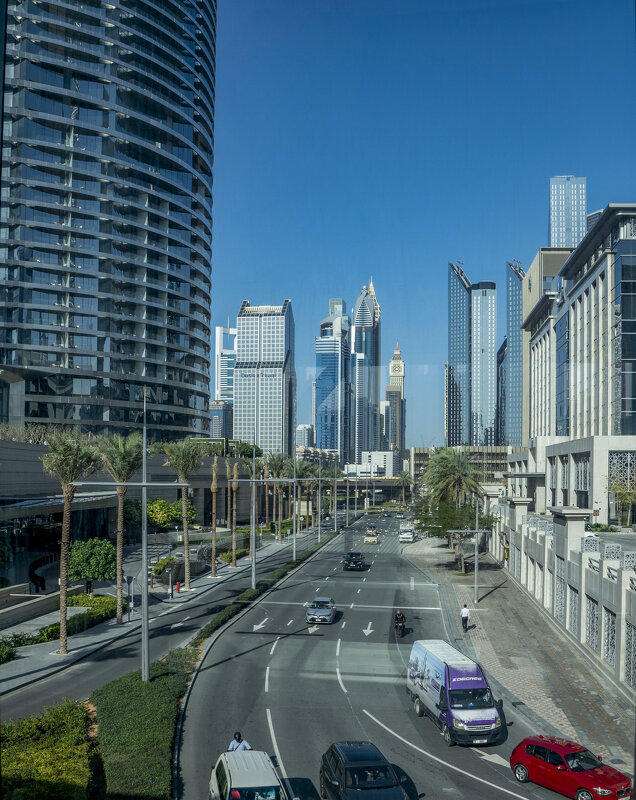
[406,639,503,746]
[398,529,415,543]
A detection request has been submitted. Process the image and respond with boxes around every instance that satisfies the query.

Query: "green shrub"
[153,556,176,576]
[38,596,122,642]
[1,631,39,648]
[218,548,249,563]
[91,648,197,800]
[0,699,90,800]
[0,641,16,664]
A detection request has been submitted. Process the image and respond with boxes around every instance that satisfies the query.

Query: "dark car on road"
[343,551,366,571]
[510,735,632,800]
[320,741,406,800]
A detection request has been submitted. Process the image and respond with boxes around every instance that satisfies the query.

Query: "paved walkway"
[406,536,635,774]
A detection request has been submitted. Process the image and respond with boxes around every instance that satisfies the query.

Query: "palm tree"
[397,469,414,505]
[41,429,98,654]
[293,460,316,531]
[267,454,289,542]
[159,438,204,590]
[210,455,219,577]
[225,457,232,532]
[424,448,482,508]
[231,460,239,566]
[323,465,343,515]
[95,433,143,624]
[263,457,270,527]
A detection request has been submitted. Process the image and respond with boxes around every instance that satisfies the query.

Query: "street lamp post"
[318,454,322,544]
[333,473,337,534]
[346,477,349,527]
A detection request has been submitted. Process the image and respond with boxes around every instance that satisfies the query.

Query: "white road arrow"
[363,622,374,637]
[308,625,320,633]
[253,617,269,631]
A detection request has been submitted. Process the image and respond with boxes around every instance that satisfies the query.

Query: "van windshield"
[448,688,493,709]
[232,786,286,800]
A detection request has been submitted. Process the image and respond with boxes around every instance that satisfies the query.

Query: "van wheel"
[513,764,529,783]
[575,791,594,800]
[319,771,327,799]
[414,698,424,717]
[442,725,454,746]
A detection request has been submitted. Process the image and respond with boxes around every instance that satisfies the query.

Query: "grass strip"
[91,648,198,800]
[0,699,90,800]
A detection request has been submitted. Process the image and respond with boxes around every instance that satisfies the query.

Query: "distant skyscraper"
[296,424,314,448]
[549,176,587,248]
[315,298,352,464]
[210,400,233,439]
[496,339,507,446]
[385,342,406,451]
[214,324,237,405]
[504,262,525,446]
[447,263,497,446]
[352,281,382,463]
[233,300,296,456]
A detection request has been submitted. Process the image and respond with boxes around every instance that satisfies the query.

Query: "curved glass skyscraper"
[0,0,216,438]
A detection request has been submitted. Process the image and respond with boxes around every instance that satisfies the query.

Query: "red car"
[510,736,632,800]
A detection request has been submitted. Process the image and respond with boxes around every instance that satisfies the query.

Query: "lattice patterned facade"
[567,585,579,635]
[603,607,617,667]
[586,595,599,651]
[626,622,636,689]
[555,556,566,622]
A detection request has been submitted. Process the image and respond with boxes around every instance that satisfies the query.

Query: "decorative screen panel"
[567,585,579,635]
[586,596,599,651]
[608,450,636,493]
[555,556,566,622]
[574,454,590,491]
[625,622,636,689]
[514,547,521,579]
[560,456,569,489]
[603,608,616,666]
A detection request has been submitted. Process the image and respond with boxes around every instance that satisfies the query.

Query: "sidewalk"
[0,531,317,697]
[406,537,635,774]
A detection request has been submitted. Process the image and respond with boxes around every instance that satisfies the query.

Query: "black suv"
[342,551,366,571]
[320,741,405,800]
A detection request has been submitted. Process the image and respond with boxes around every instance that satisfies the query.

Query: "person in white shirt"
[228,732,252,751]
[460,604,470,632]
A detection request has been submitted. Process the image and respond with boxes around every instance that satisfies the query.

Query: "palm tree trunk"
[181,486,191,590]
[116,485,126,624]
[264,464,270,525]
[232,485,237,567]
[278,488,283,542]
[211,489,217,578]
[58,485,74,654]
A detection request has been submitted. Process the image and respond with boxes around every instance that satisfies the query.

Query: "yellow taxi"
[363,530,379,544]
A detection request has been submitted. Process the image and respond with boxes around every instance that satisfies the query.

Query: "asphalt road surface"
[179,514,563,800]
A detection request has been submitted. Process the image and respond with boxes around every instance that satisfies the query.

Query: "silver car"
[306,597,336,624]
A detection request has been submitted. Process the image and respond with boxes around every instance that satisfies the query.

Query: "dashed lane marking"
[357,589,361,594]
[336,638,341,657]
[341,621,346,629]
[265,665,270,692]
[362,710,528,799]
[336,666,348,693]
[270,636,280,656]
[266,710,294,800]
[410,576,415,590]
[287,619,293,626]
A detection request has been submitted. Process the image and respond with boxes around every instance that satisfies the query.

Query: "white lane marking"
[265,665,270,692]
[363,710,528,799]
[266,709,294,798]
[308,625,320,633]
[410,576,415,590]
[363,577,367,582]
[341,620,346,629]
[336,638,341,657]
[270,636,280,656]
[363,622,374,637]
[333,567,337,571]
[325,576,329,581]
[357,589,361,594]
[336,666,348,693]
[475,753,510,767]
[350,602,354,608]
[170,615,189,628]
[315,587,320,592]
[252,617,269,632]
[287,619,293,626]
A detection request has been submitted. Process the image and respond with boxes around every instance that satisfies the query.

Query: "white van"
[399,529,415,543]
[209,750,293,800]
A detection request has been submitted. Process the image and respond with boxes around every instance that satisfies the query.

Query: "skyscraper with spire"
[351,279,381,463]
[385,342,406,452]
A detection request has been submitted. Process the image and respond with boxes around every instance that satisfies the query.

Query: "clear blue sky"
[211,0,636,447]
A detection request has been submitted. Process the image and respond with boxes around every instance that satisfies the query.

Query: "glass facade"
[0,0,216,438]
[613,240,636,434]
[447,262,470,445]
[233,301,296,456]
[504,263,524,446]
[352,281,381,463]
[470,283,497,445]
[555,313,570,436]
[549,176,587,248]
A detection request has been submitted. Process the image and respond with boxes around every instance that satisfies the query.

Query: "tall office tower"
[314,298,352,464]
[214,324,237,404]
[0,0,216,438]
[549,176,587,248]
[210,400,232,439]
[447,262,471,445]
[352,281,381,463]
[385,342,406,451]
[233,300,296,456]
[496,338,507,446]
[446,263,497,446]
[296,424,314,448]
[470,282,497,446]
[504,262,525,446]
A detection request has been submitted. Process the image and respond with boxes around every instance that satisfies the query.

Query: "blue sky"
[211,0,636,447]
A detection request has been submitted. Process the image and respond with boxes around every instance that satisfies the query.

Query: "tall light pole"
[346,476,349,527]
[318,453,322,543]
[292,433,297,561]
[333,471,337,534]
[251,439,257,590]
[140,392,149,681]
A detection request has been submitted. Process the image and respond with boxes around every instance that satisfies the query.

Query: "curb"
[171,530,343,800]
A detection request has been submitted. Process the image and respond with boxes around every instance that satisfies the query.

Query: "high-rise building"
[385,342,406,451]
[496,338,507,446]
[314,298,352,463]
[214,324,237,404]
[351,281,381,463]
[233,300,296,456]
[210,400,233,439]
[549,176,587,248]
[0,0,216,439]
[446,263,497,446]
[504,262,525,446]
[296,423,314,448]
[587,209,603,232]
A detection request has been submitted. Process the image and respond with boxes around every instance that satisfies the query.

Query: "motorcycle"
[394,618,405,638]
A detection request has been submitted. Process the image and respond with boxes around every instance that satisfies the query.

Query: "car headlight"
[494,717,502,728]
[592,790,612,796]
[453,719,467,729]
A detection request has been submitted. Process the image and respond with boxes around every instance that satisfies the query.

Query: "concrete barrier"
[0,584,30,608]
[0,586,84,630]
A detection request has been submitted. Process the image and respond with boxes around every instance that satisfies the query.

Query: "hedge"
[153,556,176,576]
[0,699,91,800]
[219,548,249,563]
[39,595,122,643]
[91,648,197,800]
[0,641,17,664]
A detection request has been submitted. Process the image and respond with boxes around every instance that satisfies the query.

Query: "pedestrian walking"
[228,732,251,751]
[460,604,470,632]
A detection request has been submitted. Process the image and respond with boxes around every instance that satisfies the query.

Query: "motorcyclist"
[228,731,252,751]
[394,610,406,627]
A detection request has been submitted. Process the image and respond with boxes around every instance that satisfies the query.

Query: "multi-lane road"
[179,514,562,800]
